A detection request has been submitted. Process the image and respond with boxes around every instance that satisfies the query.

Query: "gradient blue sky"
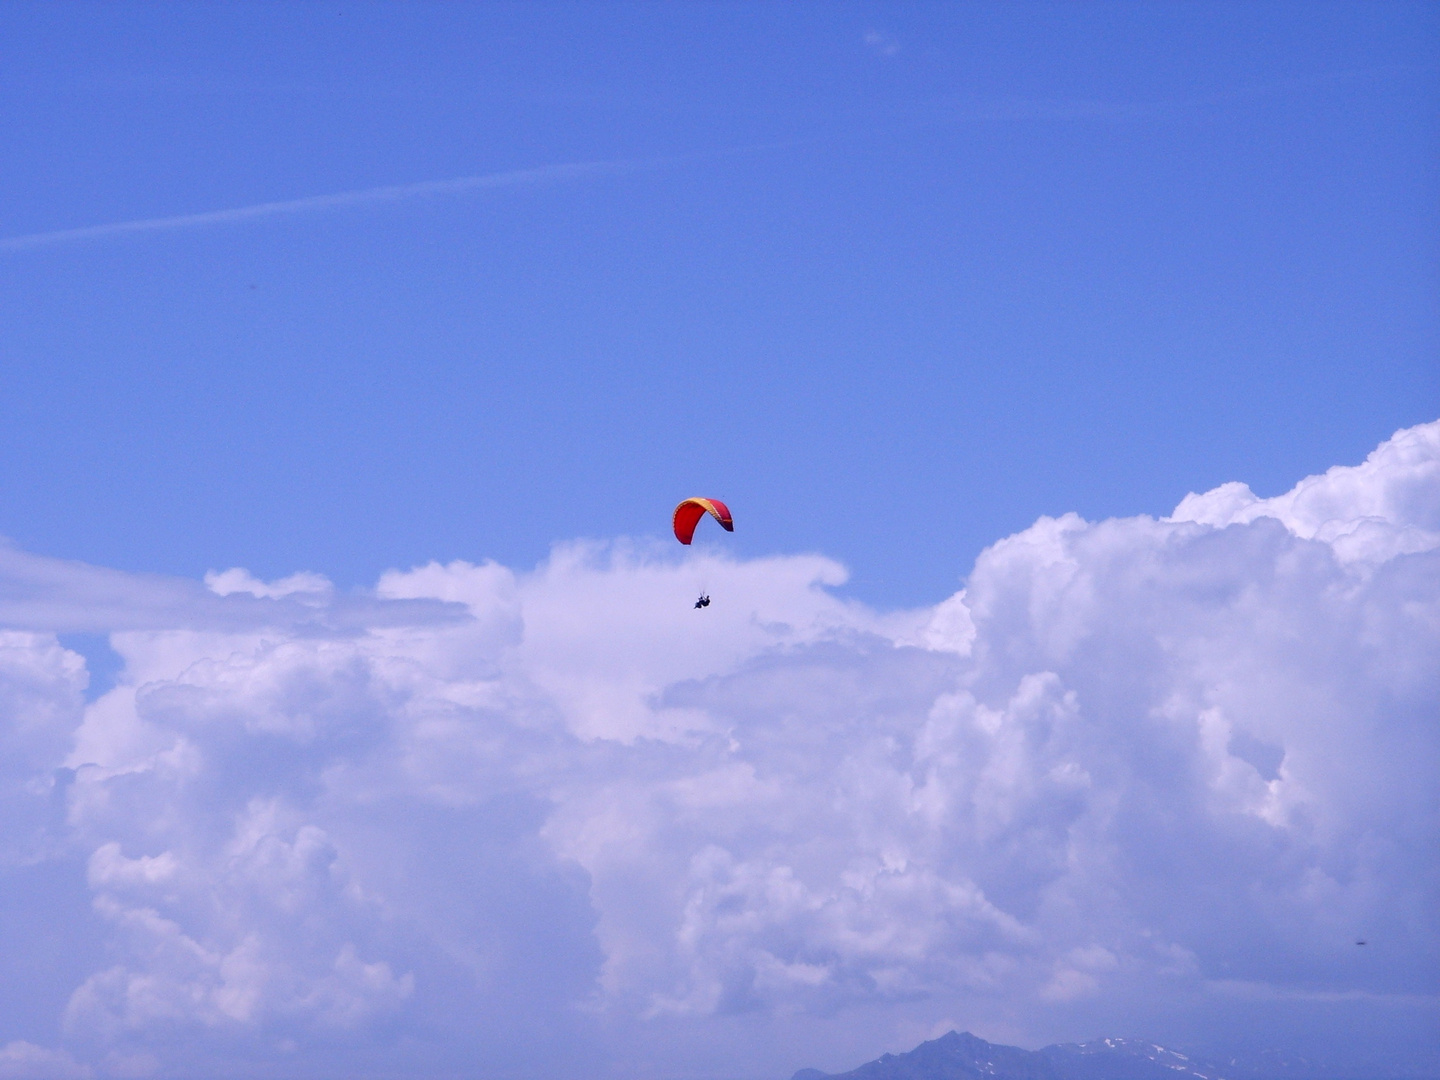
[2,2,1435,606]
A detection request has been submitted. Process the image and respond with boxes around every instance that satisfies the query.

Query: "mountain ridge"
[789,1030,1417,1080]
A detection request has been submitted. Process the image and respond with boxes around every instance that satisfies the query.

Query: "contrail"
[0,157,637,252]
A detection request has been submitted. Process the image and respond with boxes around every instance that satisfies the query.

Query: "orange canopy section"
[673,497,734,545]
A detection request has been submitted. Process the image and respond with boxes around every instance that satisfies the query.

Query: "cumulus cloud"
[0,423,1436,1078]
[1170,420,1440,562]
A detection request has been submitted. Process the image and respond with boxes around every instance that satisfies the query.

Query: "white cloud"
[0,423,1435,1077]
[0,1041,90,1080]
[1170,419,1440,563]
[203,568,333,600]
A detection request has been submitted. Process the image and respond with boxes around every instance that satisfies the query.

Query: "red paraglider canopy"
[673,498,733,545]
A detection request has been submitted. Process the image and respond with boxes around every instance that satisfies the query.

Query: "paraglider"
[674,497,732,609]
[672,497,733,545]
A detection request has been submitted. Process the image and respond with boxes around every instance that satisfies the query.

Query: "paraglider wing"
[673,497,733,545]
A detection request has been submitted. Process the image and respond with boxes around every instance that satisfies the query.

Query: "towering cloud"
[0,422,1436,1079]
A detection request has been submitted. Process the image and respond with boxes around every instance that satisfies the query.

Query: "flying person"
[674,498,732,610]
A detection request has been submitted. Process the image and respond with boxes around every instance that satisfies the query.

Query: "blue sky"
[1,2,1435,605]
[0,7,1437,1080]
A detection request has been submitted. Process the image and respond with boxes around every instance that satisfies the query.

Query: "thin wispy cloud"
[863,29,901,58]
[0,157,637,253]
